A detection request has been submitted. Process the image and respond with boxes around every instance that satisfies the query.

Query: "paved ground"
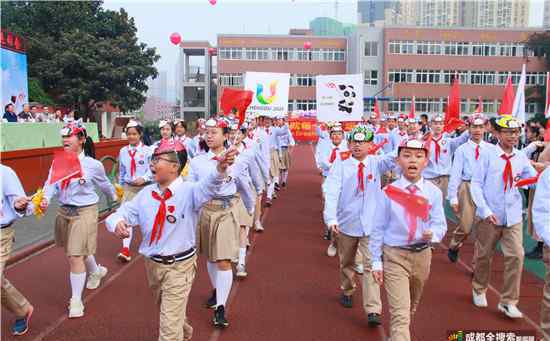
[1,144,544,340]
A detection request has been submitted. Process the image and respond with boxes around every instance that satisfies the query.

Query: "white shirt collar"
[397,176,426,193]
[78,152,85,160]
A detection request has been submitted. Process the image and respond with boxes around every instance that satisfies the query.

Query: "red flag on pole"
[408,96,415,119]
[444,76,464,133]
[49,150,82,186]
[475,96,483,114]
[498,74,515,116]
[373,98,381,119]
[220,88,254,126]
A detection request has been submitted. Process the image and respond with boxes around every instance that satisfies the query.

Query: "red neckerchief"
[329,147,338,163]
[384,184,430,243]
[150,188,173,245]
[357,162,365,192]
[128,147,137,178]
[501,154,515,191]
[475,144,480,160]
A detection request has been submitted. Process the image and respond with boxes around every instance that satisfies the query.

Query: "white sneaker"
[497,303,523,319]
[86,265,108,290]
[68,298,84,318]
[354,264,364,274]
[472,290,488,307]
[327,243,337,257]
[236,264,248,278]
[254,220,264,232]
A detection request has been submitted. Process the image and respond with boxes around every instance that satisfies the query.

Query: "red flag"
[368,138,388,155]
[384,184,430,221]
[498,75,515,116]
[376,125,388,134]
[515,174,540,187]
[373,98,381,119]
[444,77,464,133]
[545,72,550,142]
[408,96,415,119]
[475,96,483,114]
[49,150,82,185]
[220,88,254,126]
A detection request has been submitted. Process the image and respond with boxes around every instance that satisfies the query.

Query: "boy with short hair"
[470,115,537,319]
[370,138,447,341]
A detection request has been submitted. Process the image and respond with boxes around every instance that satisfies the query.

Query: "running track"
[1,144,545,340]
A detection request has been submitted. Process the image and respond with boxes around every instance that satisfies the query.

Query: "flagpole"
[546,71,549,115]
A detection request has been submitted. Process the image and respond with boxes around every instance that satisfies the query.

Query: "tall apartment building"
[358,0,530,28]
[544,0,550,28]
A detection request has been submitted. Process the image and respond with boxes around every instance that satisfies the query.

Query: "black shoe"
[323,229,332,241]
[282,182,287,188]
[526,242,543,260]
[340,294,352,308]
[205,290,216,309]
[367,313,382,327]
[448,248,459,263]
[213,305,229,328]
[274,183,280,192]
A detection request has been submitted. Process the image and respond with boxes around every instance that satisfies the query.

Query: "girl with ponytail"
[39,119,119,319]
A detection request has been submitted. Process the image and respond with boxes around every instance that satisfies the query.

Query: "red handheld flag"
[49,150,82,186]
[444,77,464,133]
[408,96,415,119]
[384,184,430,221]
[515,174,540,187]
[373,98,381,119]
[368,138,389,155]
[498,75,515,116]
[220,88,254,126]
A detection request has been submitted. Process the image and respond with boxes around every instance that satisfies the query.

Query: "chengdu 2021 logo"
[256,80,278,105]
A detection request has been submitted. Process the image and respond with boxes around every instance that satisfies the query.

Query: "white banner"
[244,72,290,118]
[316,74,363,122]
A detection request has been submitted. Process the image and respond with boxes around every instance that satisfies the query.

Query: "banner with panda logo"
[244,72,290,118]
[316,74,364,122]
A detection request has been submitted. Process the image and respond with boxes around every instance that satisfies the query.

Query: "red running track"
[1,144,544,341]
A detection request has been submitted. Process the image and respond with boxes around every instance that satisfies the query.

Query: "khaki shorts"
[55,204,99,256]
[197,198,240,262]
[279,148,291,170]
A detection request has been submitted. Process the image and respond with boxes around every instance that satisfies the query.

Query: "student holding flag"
[369,137,447,341]
[116,120,153,262]
[39,119,118,318]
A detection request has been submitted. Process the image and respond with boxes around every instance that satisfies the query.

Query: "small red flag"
[444,77,464,133]
[368,138,389,155]
[220,88,254,126]
[49,150,82,185]
[498,75,515,116]
[515,174,540,187]
[384,184,430,221]
[373,98,381,119]
[408,96,415,119]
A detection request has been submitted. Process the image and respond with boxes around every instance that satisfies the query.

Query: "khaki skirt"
[197,198,240,262]
[279,148,291,170]
[235,195,253,228]
[55,204,99,256]
[269,150,280,179]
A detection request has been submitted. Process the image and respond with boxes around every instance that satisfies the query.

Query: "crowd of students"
[315,111,550,341]
[0,113,295,340]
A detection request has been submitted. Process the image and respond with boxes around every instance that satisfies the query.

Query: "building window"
[292,74,315,87]
[364,70,378,85]
[295,100,316,111]
[288,100,295,112]
[273,48,292,61]
[364,41,377,56]
[296,48,312,61]
[219,48,242,60]
[219,73,242,87]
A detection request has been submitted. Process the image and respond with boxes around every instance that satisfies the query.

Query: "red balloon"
[170,32,181,45]
[208,47,216,55]
[304,41,312,50]
[209,0,216,4]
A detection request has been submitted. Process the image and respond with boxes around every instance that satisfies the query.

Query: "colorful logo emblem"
[256,80,278,105]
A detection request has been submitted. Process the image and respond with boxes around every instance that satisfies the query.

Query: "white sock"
[273,176,279,185]
[238,248,246,266]
[267,181,276,199]
[70,272,86,300]
[215,269,233,307]
[207,261,217,289]
[85,255,99,274]
[282,171,288,184]
[122,228,133,248]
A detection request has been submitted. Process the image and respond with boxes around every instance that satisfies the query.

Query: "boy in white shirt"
[324,125,396,326]
[470,115,537,319]
[370,138,447,341]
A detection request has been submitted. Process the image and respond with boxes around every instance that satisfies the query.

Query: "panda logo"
[337,84,356,114]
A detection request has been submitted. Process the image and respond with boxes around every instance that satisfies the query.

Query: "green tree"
[1,1,159,121]
[28,78,54,105]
